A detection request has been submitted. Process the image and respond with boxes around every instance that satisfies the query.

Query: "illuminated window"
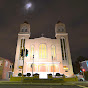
[39,44,47,59]
[30,45,34,59]
[51,45,56,59]
[60,37,67,60]
[20,39,25,59]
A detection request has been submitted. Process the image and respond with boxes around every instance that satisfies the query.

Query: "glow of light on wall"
[19,66,23,69]
[39,44,47,59]
[63,68,68,70]
[30,45,34,59]
[51,45,56,58]
[63,66,68,70]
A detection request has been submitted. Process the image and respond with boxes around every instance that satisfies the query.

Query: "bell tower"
[55,21,74,76]
[55,21,66,38]
[13,21,31,76]
[19,21,31,38]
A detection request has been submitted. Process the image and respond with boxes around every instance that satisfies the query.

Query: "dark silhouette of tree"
[73,56,88,74]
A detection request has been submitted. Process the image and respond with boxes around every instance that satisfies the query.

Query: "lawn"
[0,84,81,88]
[0,81,82,88]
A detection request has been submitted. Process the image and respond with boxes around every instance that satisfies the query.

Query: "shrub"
[64,77,78,81]
[27,73,31,77]
[56,73,61,76]
[84,71,88,80]
[33,73,39,79]
[60,74,65,78]
[18,73,22,76]
[10,77,22,81]
[23,75,26,77]
[47,74,52,79]
[61,74,64,76]
[48,74,52,76]
[33,73,39,76]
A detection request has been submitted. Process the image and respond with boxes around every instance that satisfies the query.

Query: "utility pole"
[22,55,24,77]
[82,69,85,80]
[52,56,54,77]
[21,49,25,82]
[21,39,25,81]
[32,55,34,77]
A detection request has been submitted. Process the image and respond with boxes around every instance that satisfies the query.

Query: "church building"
[13,21,73,78]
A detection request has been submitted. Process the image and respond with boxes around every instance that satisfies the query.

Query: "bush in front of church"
[33,73,39,79]
[47,74,52,79]
[27,73,31,77]
[84,71,88,81]
[18,73,22,76]
[56,73,61,76]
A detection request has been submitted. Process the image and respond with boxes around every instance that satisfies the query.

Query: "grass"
[0,85,81,88]
[0,81,84,88]
[0,81,75,85]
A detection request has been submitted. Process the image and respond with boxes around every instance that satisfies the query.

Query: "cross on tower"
[41,33,44,37]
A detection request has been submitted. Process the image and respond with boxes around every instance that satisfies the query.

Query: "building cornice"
[18,33,30,35]
[55,33,68,36]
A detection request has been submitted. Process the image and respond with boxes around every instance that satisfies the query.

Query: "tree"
[73,56,88,74]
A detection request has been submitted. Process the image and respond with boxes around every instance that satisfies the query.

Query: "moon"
[25,3,32,10]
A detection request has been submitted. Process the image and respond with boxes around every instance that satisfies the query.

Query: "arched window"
[60,37,67,60]
[51,45,56,59]
[39,44,47,59]
[25,29,27,32]
[20,39,25,59]
[30,45,34,59]
[22,29,24,32]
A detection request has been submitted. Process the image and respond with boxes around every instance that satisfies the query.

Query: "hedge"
[84,71,88,81]
[10,76,33,81]
[64,77,78,82]
[10,76,78,82]
[10,77,22,81]
[23,78,64,83]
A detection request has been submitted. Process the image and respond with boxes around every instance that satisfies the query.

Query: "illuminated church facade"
[13,21,73,78]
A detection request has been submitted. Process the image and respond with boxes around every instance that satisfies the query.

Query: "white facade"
[13,21,73,77]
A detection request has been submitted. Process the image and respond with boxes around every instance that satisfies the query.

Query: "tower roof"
[24,21,29,24]
[57,21,62,24]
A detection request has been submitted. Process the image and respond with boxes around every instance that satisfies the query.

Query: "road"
[0,81,88,88]
[0,84,82,88]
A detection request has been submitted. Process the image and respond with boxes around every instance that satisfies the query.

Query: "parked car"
[75,73,85,81]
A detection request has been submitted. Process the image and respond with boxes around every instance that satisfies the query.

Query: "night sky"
[0,0,88,62]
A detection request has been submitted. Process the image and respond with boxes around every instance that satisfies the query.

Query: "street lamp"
[21,48,25,82]
[52,56,54,76]
[22,49,25,77]
[82,69,85,79]
[32,55,34,77]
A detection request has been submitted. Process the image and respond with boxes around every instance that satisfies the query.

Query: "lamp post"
[21,48,25,82]
[32,55,34,77]
[82,69,85,79]
[22,53,24,77]
[52,56,54,76]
